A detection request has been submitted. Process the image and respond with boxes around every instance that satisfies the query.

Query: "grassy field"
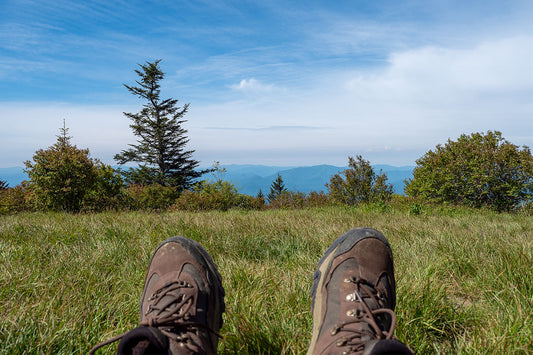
[1,205,532,354]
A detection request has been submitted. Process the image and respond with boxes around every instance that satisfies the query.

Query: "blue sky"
[1,0,533,168]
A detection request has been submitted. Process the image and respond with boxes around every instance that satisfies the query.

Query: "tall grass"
[1,206,531,354]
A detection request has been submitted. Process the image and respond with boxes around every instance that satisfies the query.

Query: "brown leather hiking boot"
[90,236,225,355]
[307,228,411,355]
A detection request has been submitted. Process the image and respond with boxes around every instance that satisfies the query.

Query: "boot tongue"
[349,282,380,312]
[342,287,378,343]
[329,260,384,347]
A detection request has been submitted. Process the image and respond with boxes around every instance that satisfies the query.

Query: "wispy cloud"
[2,1,533,167]
[186,34,533,166]
[343,36,533,123]
[205,125,322,131]
[230,78,276,93]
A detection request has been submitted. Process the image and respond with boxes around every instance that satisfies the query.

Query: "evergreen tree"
[256,188,265,205]
[268,173,287,202]
[24,124,98,212]
[0,179,8,191]
[115,60,206,189]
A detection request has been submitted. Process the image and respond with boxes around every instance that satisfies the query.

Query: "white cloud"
[230,78,276,93]
[381,36,533,96]
[337,36,533,141]
[2,36,533,168]
[188,36,533,165]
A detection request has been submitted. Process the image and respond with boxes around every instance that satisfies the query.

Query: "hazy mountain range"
[0,165,414,195]
[211,164,414,195]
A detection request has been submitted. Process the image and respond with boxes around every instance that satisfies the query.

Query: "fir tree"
[267,173,287,202]
[0,179,8,190]
[24,123,98,212]
[115,60,207,189]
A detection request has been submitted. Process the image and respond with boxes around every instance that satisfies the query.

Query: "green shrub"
[405,131,533,212]
[0,183,33,214]
[268,190,333,209]
[519,200,533,216]
[82,164,127,212]
[125,184,179,210]
[327,155,393,205]
[268,191,306,209]
[173,180,264,211]
[234,194,266,210]
[409,202,423,216]
[305,191,332,207]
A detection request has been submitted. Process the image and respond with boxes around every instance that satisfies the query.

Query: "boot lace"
[329,274,396,355]
[89,280,220,354]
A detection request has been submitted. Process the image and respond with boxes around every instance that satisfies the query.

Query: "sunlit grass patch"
[1,206,531,354]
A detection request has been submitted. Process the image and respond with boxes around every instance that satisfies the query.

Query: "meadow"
[1,205,531,354]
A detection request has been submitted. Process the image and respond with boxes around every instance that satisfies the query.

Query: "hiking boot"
[307,228,410,355]
[90,236,225,355]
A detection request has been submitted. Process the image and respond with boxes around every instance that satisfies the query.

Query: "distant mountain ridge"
[0,164,414,195]
[209,164,414,195]
[0,167,28,188]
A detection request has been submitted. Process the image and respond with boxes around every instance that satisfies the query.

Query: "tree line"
[1,60,532,213]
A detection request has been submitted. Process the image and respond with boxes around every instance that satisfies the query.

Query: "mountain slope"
[217,164,413,195]
[0,167,28,187]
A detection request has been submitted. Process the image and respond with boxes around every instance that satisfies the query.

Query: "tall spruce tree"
[115,60,206,189]
[268,173,287,202]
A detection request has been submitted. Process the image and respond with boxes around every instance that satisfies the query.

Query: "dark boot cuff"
[363,339,414,355]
